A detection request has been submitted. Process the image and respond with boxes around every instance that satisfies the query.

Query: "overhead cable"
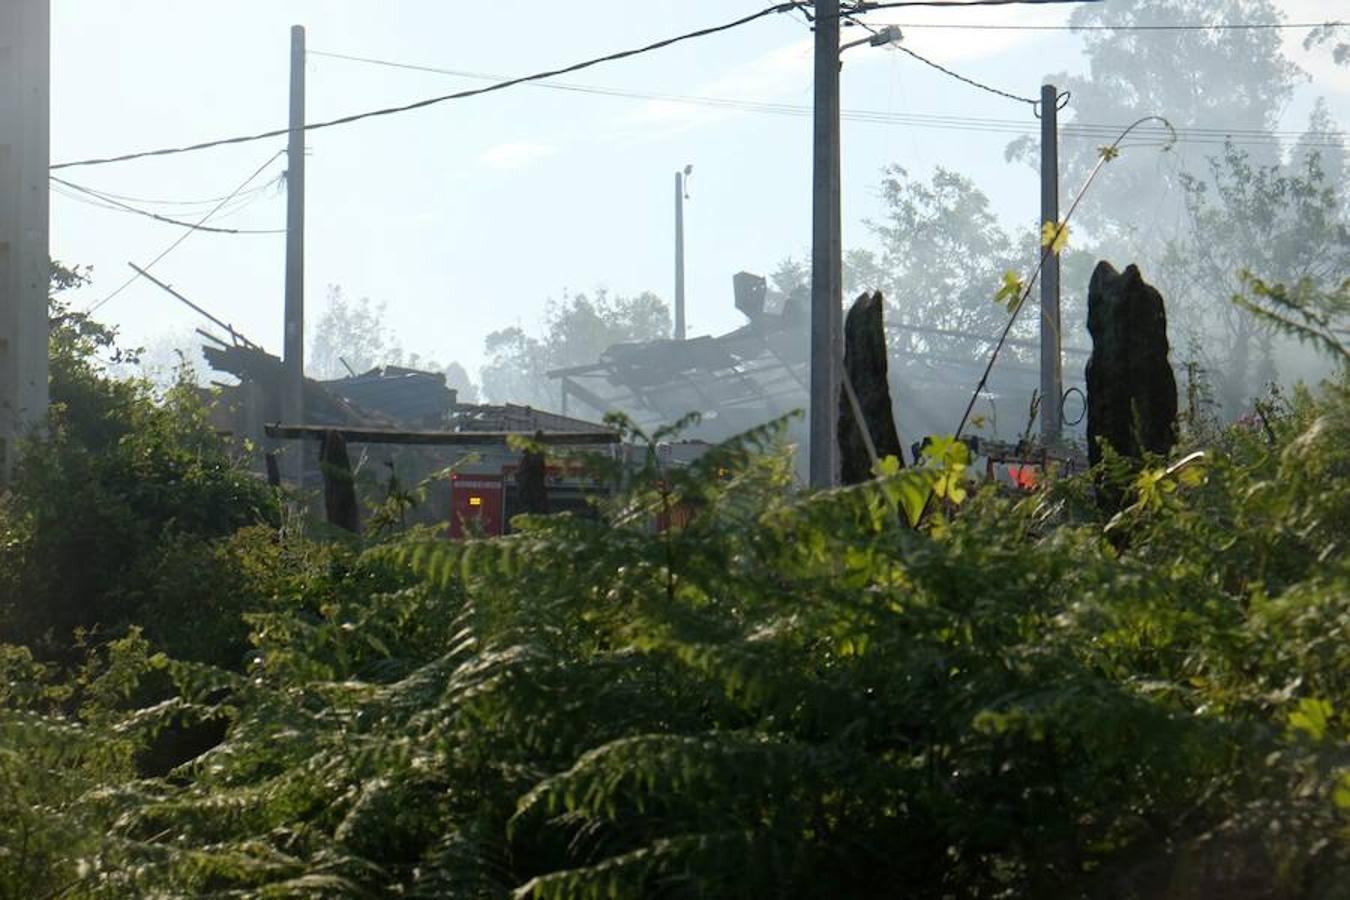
[51,0,1112,171]
[837,0,1101,9]
[58,178,280,209]
[51,3,804,170]
[861,18,1345,31]
[839,0,1104,12]
[842,12,1037,104]
[86,149,286,314]
[51,175,285,234]
[311,49,1344,149]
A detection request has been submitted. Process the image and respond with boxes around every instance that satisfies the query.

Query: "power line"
[86,149,286,315]
[837,0,1101,8]
[57,178,280,209]
[859,18,1345,32]
[51,3,805,171]
[311,49,1345,149]
[842,12,1037,104]
[51,183,270,226]
[51,175,285,234]
[840,0,1104,11]
[51,0,1112,171]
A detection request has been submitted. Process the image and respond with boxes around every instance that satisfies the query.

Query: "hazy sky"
[48,1,1349,377]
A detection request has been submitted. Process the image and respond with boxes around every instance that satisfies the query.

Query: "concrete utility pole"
[0,0,50,480]
[1039,83,1063,445]
[810,0,842,489]
[283,24,306,486]
[674,165,691,341]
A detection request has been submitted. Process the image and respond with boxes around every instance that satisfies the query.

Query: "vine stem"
[951,115,1176,442]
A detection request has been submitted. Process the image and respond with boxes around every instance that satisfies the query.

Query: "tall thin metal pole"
[810,0,842,488]
[283,24,306,485]
[674,170,686,341]
[0,0,50,480]
[1039,83,1062,444]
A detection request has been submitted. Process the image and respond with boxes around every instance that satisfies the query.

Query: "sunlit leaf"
[1041,220,1070,254]
[872,454,902,479]
[1289,697,1334,742]
[994,270,1025,312]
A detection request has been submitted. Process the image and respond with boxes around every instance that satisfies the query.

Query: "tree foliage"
[480,289,671,408]
[846,167,1025,356]
[1,361,1346,896]
[310,286,480,401]
[1009,0,1301,246]
[0,266,280,660]
[1163,141,1350,413]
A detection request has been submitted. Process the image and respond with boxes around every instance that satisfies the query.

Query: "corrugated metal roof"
[549,312,1085,445]
[321,367,454,424]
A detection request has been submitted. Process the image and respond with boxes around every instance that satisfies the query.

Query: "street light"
[810,8,900,489]
[840,24,902,55]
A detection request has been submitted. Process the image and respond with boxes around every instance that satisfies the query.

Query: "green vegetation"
[0,266,1346,897]
[0,265,279,663]
[480,288,672,408]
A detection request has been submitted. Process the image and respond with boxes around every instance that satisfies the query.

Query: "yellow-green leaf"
[1335,772,1350,810]
[872,454,902,478]
[994,270,1024,312]
[893,470,935,527]
[1289,697,1333,742]
[1041,220,1070,254]
[1098,144,1120,162]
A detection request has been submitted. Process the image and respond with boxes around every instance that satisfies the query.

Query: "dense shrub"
[0,377,1345,898]
[0,274,279,657]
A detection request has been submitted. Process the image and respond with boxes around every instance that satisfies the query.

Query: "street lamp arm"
[839,24,902,54]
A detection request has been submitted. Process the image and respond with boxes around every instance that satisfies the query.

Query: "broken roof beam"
[265,423,620,446]
[555,377,618,418]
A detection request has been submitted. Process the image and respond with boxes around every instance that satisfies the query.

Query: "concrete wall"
[0,0,50,476]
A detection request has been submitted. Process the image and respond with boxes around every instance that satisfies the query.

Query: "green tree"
[1163,139,1350,413]
[6,377,1347,897]
[309,284,481,401]
[847,166,1025,356]
[1008,0,1302,248]
[480,288,670,408]
[0,263,279,658]
[1305,22,1350,67]
[443,360,479,404]
[308,286,404,379]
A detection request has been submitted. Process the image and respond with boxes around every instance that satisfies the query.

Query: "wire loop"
[1061,386,1087,426]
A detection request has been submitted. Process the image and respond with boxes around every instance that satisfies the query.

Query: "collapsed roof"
[548,272,1089,445]
[550,273,809,443]
[204,339,607,436]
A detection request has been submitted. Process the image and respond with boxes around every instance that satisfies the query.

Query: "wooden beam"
[265,423,619,446]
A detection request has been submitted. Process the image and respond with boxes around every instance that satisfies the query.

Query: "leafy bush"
[0,270,279,658]
[1,377,1345,898]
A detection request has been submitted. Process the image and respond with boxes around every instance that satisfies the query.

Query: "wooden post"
[515,433,550,516]
[319,429,360,533]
